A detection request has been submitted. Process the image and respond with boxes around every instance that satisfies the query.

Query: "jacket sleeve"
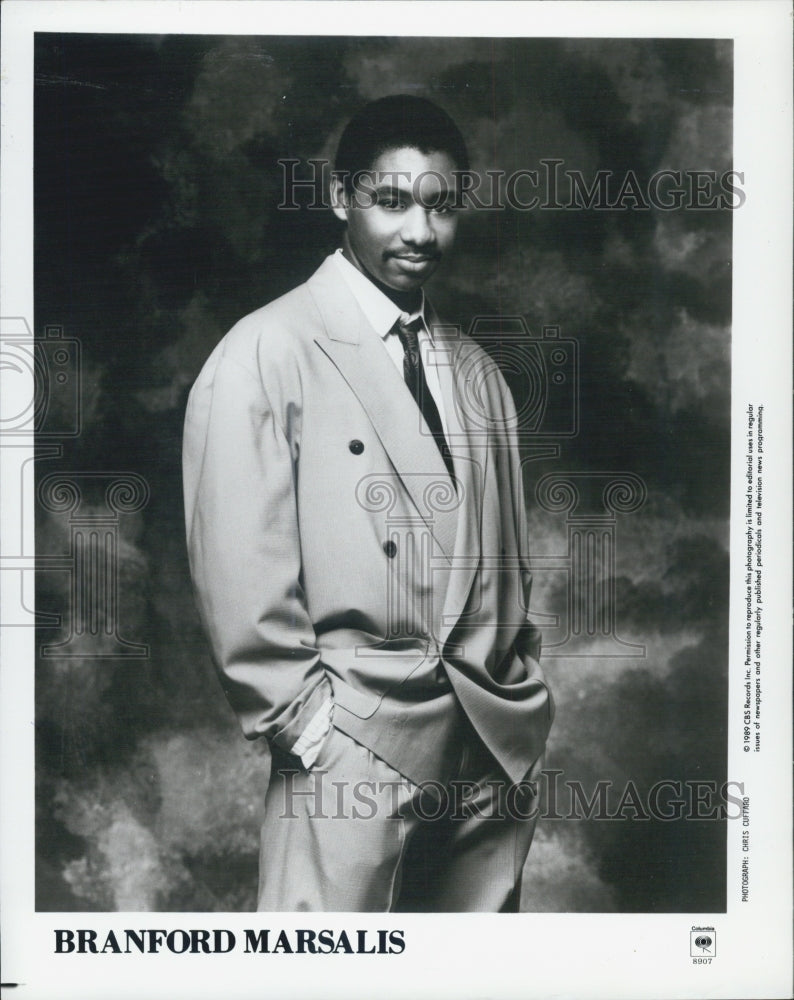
[182,348,332,749]
[501,372,544,671]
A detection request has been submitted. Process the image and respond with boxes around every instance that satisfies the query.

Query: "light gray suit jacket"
[183,256,553,786]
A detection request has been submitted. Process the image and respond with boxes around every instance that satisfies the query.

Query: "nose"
[400,205,435,247]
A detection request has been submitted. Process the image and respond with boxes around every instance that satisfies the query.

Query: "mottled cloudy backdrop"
[35,34,732,912]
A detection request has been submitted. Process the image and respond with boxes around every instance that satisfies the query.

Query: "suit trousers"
[257,717,543,912]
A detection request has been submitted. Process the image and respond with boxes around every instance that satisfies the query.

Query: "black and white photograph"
[1,2,791,998]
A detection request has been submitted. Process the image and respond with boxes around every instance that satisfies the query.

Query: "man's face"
[332,146,461,294]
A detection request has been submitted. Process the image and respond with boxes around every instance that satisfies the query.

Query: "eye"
[379,197,406,211]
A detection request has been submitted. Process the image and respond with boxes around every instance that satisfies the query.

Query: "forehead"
[368,146,459,191]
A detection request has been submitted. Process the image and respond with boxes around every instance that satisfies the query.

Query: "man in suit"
[183,95,553,912]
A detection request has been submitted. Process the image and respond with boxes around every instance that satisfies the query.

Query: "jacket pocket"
[330,678,381,720]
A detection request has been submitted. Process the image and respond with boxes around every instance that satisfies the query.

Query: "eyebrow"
[373,182,455,202]
[371,184,405,199]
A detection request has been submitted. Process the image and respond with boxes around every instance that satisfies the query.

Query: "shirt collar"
[331,249,433,342]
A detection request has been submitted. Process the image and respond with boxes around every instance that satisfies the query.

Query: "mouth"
[390,253,440,275]
[392,253,438,263]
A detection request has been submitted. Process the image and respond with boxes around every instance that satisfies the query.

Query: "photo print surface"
[34,32,733,912]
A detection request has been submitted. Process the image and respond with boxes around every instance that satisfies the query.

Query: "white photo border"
[1,2,791,998]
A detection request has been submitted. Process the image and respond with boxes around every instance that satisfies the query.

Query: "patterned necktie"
[395,318,457,486]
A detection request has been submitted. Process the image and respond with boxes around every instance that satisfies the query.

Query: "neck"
[341,237,422,314]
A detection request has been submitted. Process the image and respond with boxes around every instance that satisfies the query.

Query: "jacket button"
[382,540,397,558]
[349,439,364,454]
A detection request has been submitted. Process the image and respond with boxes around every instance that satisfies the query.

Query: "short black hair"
[334,94,469,193]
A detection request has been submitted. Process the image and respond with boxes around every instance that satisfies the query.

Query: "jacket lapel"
[307,258,459,563]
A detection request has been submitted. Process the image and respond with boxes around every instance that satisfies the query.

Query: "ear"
[330,174,349,223]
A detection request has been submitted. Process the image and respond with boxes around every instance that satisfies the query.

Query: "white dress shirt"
[331,248,449,436]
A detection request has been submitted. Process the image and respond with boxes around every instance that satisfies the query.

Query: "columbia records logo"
[690,929,716,957]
